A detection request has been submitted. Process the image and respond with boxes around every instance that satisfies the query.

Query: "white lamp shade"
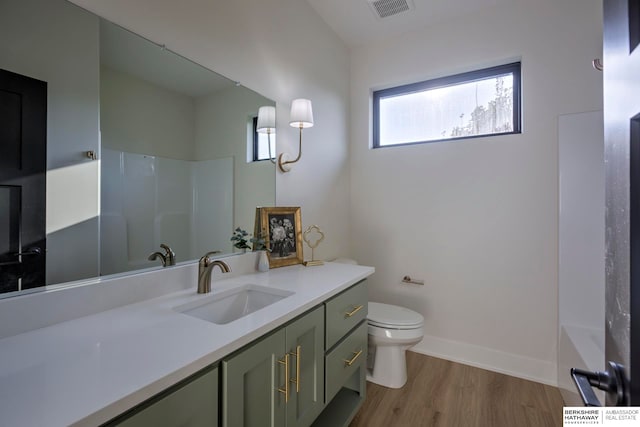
[289,98,314,128]
[256,106,276,133]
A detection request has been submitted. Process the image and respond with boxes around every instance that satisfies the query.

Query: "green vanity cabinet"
[312,280,368,427]
[104,281,368,427]
[105,365,219,427]
[222,305,325,427]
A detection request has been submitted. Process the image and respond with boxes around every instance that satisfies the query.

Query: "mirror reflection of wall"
[0,0,275,296]
[0,0,101,288]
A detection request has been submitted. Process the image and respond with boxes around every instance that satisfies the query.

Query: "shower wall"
[101,148,232,275]
[558,111,605,404]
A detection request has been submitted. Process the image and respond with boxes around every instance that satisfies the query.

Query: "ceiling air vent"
[368,0,413,19]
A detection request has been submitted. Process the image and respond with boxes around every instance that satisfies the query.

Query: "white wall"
[350,0,603,385]
[69,0,352,262]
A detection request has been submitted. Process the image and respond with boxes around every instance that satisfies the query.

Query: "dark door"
[571,0,640,406]
[0,69,47,294]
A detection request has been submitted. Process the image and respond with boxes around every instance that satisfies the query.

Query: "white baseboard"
[410,335,558,387]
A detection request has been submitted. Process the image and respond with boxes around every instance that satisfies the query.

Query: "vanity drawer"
[324,320,367,404]
[325,280,367,349]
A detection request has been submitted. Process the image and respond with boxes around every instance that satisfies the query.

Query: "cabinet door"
[286,305,325,427]
[223,329,286,427]
[112,365,218,427]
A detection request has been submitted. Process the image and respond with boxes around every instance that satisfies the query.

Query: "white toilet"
[332,258,424,389]
[367,301,424,389]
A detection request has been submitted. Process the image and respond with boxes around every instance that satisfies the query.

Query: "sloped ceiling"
[305,0,509,48]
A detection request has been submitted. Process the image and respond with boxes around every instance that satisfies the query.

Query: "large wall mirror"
[0,0,276,296]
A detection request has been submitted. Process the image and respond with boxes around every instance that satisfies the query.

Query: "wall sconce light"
[256,105,276,164]
[278,98,313,173]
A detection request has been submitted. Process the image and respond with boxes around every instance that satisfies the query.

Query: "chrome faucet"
[148,243,176,267]
[198,251,230,293]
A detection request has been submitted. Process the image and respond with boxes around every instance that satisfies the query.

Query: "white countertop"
[0,262,374,427]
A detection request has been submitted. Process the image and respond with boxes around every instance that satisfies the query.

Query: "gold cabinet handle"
[345,304,363,318]
[289,345,301,393]
[277,353,290,402]
[344,349,363,367]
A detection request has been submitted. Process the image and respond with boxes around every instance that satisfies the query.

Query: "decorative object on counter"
[147,243,176,267]
[230,227,252,252]
[256,105,276,164]
[401,275,424,285]
[303,225,325,267]
[257,207,303,268]
[257,250,270,272]
[250,229,271,272]
[278,99,313,173]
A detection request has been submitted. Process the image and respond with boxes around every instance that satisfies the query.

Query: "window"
[373,62,521,148]
[252,116,276,162]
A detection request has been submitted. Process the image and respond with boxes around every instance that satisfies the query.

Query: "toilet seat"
[367,302,423,330]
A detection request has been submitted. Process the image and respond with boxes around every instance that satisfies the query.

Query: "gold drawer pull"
[277,353,290,402]
[345,304,363,318]
[344,349,363,367]
[289,345,301,393]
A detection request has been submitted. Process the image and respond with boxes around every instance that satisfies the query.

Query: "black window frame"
[252,116,262,162]
[372,62,521,149]
[252,116,275,162]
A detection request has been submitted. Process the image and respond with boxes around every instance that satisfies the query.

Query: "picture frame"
[257,207,303,268]
[253,207,265,250]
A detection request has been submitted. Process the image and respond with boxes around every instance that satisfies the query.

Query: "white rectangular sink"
[176,284,294,325]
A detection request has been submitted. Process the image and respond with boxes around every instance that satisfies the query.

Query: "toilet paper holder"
[402,276,424,285]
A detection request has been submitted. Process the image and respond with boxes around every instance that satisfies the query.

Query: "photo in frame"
[256,207,303,268]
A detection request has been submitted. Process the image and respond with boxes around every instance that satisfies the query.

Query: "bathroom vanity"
[0,260,373,426]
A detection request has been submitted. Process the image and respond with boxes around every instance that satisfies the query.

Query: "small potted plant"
[230,227,251,252]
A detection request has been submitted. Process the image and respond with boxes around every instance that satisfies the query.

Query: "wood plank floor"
[350,352,564,427]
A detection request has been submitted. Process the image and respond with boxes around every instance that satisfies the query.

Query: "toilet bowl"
[331,258,424,389]
[367,302,424,389]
